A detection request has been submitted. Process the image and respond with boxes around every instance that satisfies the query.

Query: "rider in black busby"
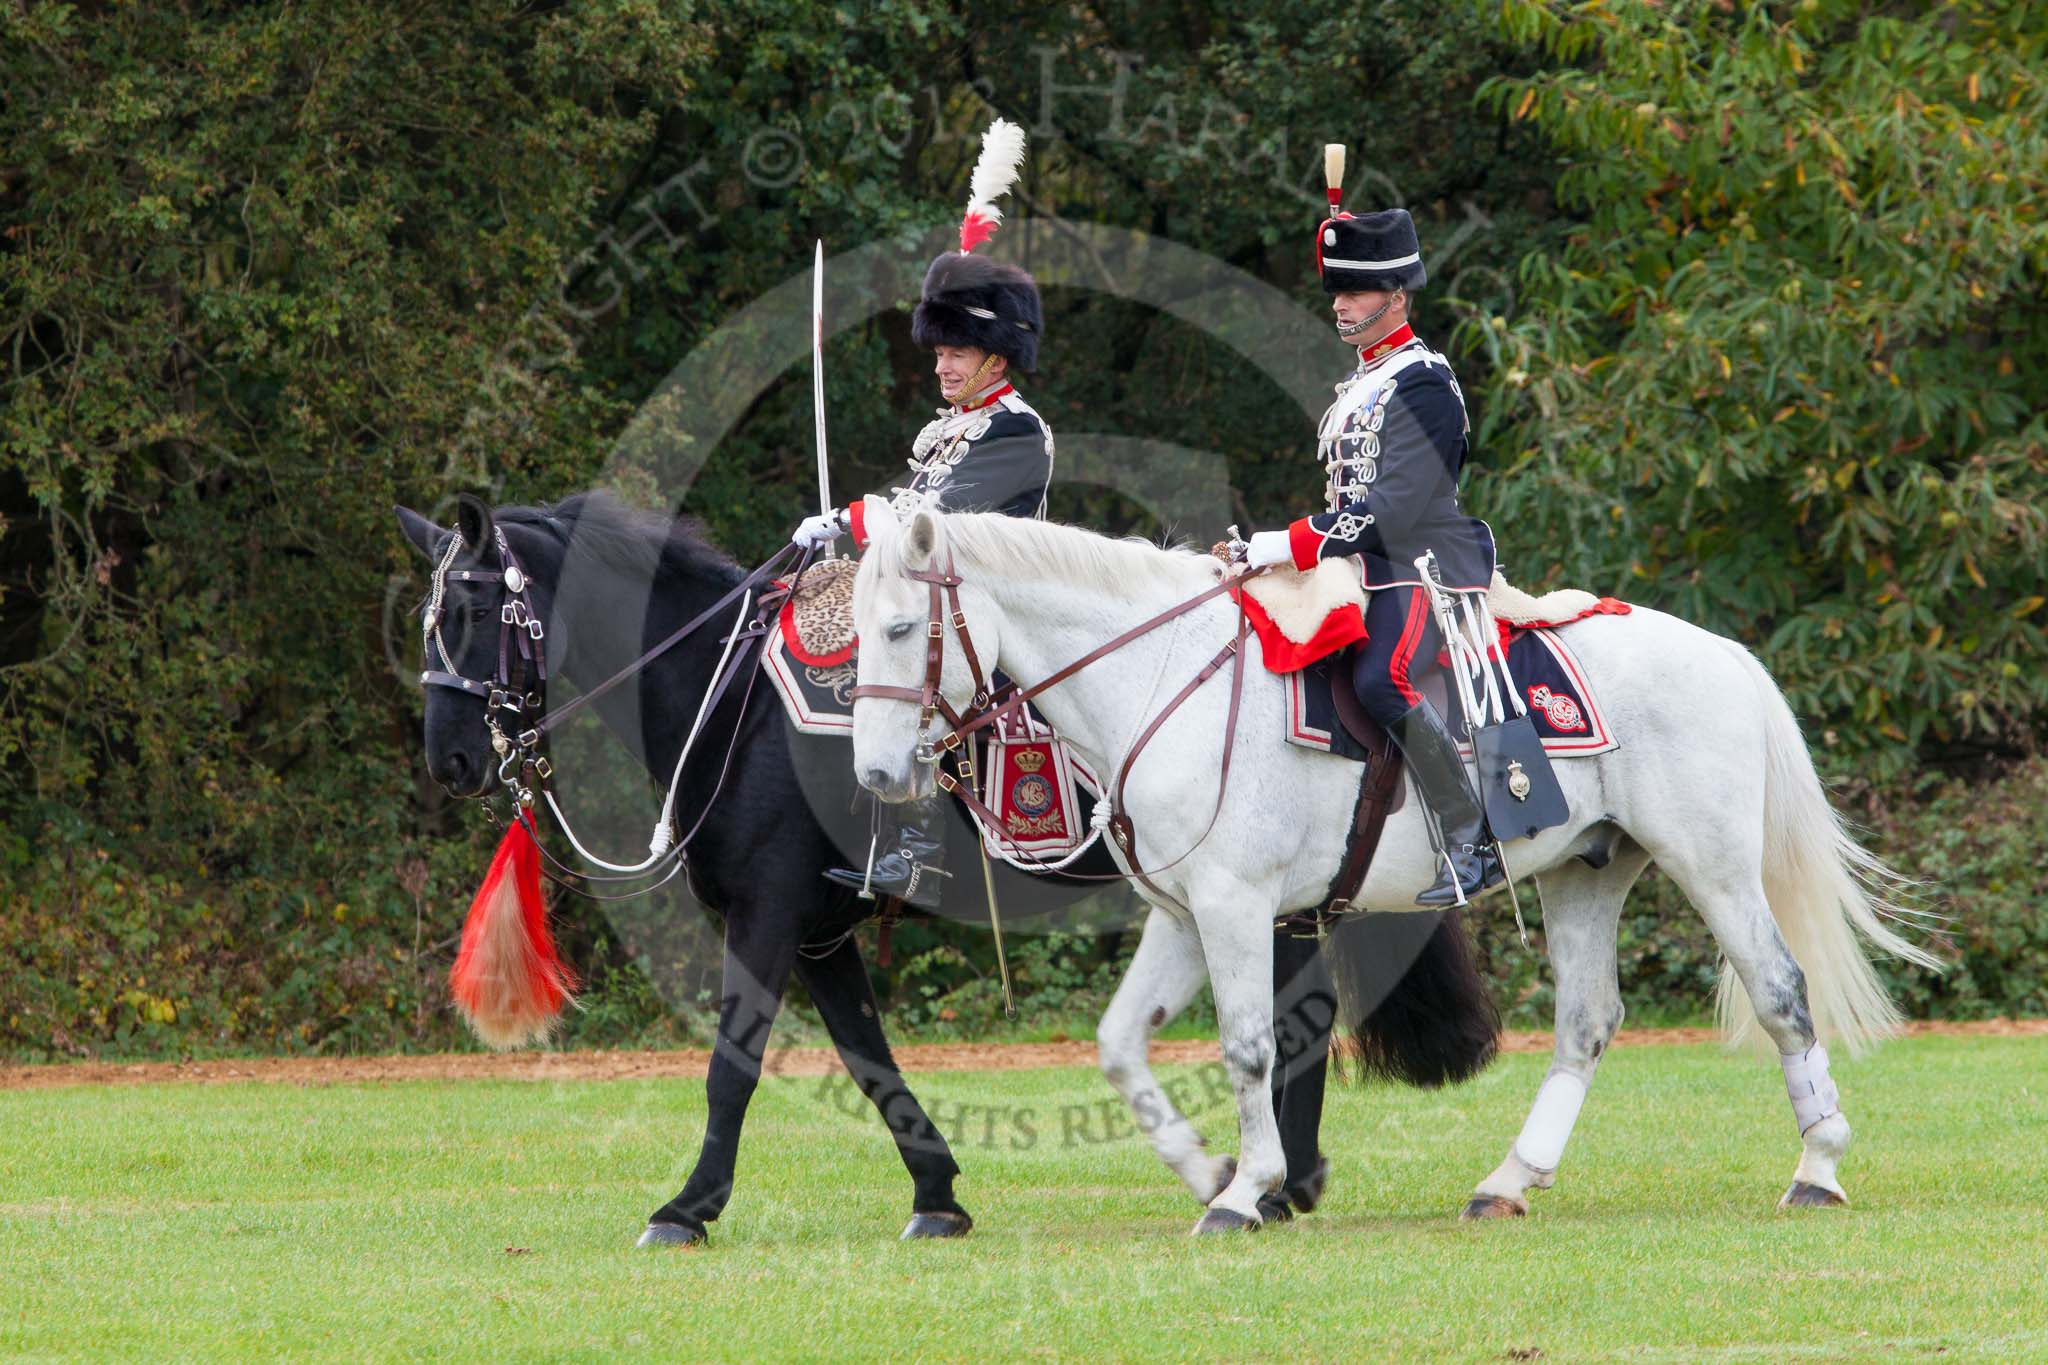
[791,117,1054,900]
[1241,146,1503,907]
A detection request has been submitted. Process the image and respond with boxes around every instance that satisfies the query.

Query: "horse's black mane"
[497,491,745,588]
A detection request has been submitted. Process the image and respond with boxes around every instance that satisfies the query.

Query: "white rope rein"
[540,586,757,874]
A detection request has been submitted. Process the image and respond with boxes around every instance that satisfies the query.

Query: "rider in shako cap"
[792,118,1055,899]
[1241,146,1503,907]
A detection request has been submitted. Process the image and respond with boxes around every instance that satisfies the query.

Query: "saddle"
[777,556,858,665]
[1284,629,1618,762]
[760,558,860,734]
[1256,564,1632,918]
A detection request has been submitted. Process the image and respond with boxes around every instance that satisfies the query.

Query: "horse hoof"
[1778,1181,1848,1210]
[1192,1206,1261,1236]
[636,1220,707,1248]
[900,1210,973,1240]
[1287,1155,1331,1214]
[1254,1193,1295,1225]
[1459,1194,1527,1221]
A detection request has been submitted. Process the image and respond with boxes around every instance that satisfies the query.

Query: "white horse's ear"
[904,510,938,570]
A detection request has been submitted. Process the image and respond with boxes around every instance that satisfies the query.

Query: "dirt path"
[4,1018,2041,1092]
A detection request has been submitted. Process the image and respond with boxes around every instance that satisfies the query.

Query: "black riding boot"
[824,797,949,901]
[1387,700,1503,908]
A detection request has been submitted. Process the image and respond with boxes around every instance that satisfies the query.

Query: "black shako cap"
[1317,208,1427,294]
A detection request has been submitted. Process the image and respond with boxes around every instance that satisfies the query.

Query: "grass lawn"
[3,1035,2043,1362]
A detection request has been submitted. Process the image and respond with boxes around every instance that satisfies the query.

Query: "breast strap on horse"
[851,556,1263,899]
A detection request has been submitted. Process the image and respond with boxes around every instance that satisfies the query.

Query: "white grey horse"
[848,501,1937,1234]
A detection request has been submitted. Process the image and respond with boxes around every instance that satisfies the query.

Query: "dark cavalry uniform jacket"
[1285,325,1495,592]
[847,382,1054,548]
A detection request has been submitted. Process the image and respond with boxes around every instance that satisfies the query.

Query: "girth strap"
[1322,724,1401,919]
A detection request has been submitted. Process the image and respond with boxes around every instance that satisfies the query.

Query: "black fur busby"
[1317,208,1428,295]
[910,251,1043,373]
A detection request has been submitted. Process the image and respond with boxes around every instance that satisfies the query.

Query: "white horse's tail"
[1717,647,1942,1055]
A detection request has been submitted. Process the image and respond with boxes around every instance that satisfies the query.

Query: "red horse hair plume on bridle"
[451,809,577,1049]
[957,118,1027,253]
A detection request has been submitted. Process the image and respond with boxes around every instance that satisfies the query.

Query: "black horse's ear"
[455,493,494,556]
[395,505,448,560]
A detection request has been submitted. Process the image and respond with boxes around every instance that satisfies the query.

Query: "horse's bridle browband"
[850,551,1266,896]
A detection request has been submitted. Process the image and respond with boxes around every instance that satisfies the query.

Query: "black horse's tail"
[1323,908,1500,1088]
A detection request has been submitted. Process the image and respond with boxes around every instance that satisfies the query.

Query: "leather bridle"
[422,527,556,788]
[850,550,1266,900]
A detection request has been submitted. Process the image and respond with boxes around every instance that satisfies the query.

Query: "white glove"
[1244,530,1295,570]
[791,509,847,549]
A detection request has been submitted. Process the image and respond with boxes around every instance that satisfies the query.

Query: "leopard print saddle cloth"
[775,555,858,666]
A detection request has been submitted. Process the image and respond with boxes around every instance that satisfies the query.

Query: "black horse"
[397,491,1498,1245]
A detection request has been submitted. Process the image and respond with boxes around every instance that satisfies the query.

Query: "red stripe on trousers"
[1389,589,1429,707]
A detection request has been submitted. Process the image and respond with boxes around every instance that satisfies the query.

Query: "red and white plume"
[450,810,577,1050]
[958,118,1027,253]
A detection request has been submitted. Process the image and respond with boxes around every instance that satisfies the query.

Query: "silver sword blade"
[811,240,828,488]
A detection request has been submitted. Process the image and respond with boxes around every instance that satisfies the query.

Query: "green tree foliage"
[1,3,703,1054]
[1470,0,2048,771]
[0,2,2033,1058]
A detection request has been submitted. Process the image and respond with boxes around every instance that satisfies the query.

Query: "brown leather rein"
[849,552,1267,900]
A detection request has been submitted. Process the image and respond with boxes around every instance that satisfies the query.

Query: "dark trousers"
[1351,584,1442,727]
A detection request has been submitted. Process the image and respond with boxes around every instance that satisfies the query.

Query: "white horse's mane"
[866,505,1220,599]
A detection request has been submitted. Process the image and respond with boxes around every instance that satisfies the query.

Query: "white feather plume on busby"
[959,117,1027,252]
[911,118,1044,371]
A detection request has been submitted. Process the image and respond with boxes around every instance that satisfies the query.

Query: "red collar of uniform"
[951,382,1014,413]
[1357,323,1416,366]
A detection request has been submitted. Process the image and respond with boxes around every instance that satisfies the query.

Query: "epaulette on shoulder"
[1389,362,1455,402]
[992,390,1049,431]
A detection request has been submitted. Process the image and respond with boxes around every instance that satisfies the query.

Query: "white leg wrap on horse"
[1512,1069,1588,1174]
[1781,1044,1840,1135]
